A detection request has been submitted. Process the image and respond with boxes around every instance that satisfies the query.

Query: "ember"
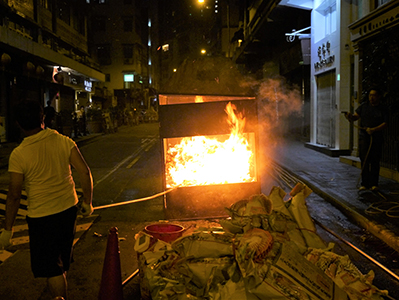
[165,102,256,188]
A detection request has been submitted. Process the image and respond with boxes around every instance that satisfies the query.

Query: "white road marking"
[94,137,157,185]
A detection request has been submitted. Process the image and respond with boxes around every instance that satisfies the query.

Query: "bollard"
[98,227,123,300]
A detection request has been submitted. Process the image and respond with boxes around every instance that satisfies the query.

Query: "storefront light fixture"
[162,44,169,52]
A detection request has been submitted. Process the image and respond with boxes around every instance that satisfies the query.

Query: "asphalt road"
[1,122,398,299]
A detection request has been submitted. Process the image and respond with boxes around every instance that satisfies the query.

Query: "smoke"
[242,76,303,192]
[243,76,303,142]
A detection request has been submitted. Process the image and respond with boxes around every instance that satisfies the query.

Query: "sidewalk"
[271,138,399,253]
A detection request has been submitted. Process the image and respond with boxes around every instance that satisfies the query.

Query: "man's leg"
[369,142,383,187]
[47,272,67,299]
[359,137,371,188]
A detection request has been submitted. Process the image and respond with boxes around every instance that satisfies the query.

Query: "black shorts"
[26,206,77,278]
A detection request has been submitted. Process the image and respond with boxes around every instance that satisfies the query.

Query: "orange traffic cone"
[98,227,123,300]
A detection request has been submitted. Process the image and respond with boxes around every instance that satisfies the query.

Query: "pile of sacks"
[134,183,389,300]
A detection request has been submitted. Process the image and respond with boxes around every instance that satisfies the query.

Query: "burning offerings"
[165,102,256,188]
[135,184,390,300]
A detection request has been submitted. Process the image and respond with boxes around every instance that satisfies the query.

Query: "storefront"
[349,1,399,176]
[0,53,99,141]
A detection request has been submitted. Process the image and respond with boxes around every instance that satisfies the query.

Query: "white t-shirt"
[8,129,78,218]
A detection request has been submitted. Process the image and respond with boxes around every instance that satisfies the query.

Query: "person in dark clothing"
[79,106,87,136]
[345,88,388,191]
[44,100,56,129]
[72,112,80,138]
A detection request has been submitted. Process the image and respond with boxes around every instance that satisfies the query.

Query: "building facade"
[87,0,159,118]
[348,0,399,179]
[309,0,398,180]
[0,0,105,141]
[231,0,399,179]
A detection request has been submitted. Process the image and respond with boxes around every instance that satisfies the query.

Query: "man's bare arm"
[70,146,93,206]
[4,172,23,231]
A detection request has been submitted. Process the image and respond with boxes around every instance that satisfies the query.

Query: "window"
[123,17,133,32]
[375,0,390,8]
[97,44,111,65]
[105,74,111,82]
[57,0,70,24]
[324,5,336,35]
[135,19,141,35]
[124,74,134,82]
[40,0,52,10]
[314,0,336,42]
[162,44,169,51]
[124,74,135,89]
[123,44,134,64]
[92,16,106,32]
[73,13,86,35]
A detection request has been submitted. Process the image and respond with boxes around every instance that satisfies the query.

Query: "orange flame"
[165,102,256,188]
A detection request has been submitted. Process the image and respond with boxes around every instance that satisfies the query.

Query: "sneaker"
[371,186,379,191]
[359,186,367,191]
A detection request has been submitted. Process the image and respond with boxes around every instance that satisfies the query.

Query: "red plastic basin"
[144,223,184,243]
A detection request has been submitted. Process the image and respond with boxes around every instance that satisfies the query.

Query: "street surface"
[0,122,398,299]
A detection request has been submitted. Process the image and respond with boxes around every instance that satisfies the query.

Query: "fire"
[165,102,256,188]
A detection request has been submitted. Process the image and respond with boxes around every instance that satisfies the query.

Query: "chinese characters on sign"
[314,41,335,71]
[84,80,92,92]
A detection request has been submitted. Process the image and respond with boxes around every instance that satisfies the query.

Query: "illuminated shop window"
[124,74,134,89]
[124,74,134,82]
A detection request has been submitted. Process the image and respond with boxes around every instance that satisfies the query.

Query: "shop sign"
[84,80,92,92]
[69,75,79,85]
[314,41,335,71]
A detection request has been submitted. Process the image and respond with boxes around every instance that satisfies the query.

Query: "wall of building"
[310,0,342,151]
[309,0,360,155]
[89,0,147,92]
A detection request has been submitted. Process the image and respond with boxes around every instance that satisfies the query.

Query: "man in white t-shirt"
[0,101,93,300]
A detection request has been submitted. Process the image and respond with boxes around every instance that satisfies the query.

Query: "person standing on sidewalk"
[44,99,56,129]
[79,105,87,136]
[344,87,388,191]
[0,101,94,299]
